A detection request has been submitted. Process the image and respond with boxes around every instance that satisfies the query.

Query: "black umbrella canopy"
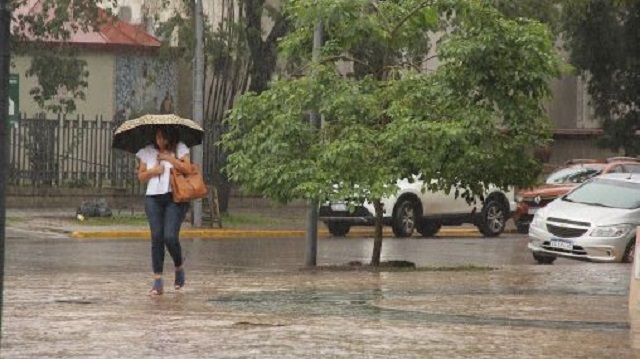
[112,114,204,154]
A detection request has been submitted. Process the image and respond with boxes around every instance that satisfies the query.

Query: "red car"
[514,157,640,233]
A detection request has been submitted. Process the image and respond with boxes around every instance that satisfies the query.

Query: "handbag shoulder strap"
[173,151,196,173]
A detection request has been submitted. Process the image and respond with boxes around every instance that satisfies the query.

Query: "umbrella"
[112,114,204,154]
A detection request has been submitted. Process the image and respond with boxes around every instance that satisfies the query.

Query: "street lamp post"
[305,20,323,267]
[192,0,204,227]
[0,0,11,340]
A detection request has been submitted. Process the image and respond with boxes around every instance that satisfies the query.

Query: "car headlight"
[590,224,634,238]
[530,212,545,229]
[515,193,524,202]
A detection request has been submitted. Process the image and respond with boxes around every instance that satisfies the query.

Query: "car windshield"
[545,166,604,184]
[564,178,640,209]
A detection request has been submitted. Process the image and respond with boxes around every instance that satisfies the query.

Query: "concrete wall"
[548,75,578,129]
[12,52,116,118]
[548,137,620,165]
[13,50,179,122]
[113,55,179,118]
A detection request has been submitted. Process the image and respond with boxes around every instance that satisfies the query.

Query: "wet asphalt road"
[2,228,638,358]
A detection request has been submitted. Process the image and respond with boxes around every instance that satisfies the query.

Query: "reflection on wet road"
[211,289,629,331]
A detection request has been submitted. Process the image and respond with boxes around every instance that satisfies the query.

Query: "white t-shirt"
[136,142,190,195]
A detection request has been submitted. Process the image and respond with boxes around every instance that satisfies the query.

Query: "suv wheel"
[533,252,556,264]
[477,200,506,237]
[392,199,417,238]
[417,220,441,237]
[327,222,350,237]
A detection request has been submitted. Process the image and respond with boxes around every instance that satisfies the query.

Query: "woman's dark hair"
[153,125,179,152]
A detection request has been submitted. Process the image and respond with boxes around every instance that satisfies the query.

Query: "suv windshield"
[545,166,604,184]
[564,178,640,209]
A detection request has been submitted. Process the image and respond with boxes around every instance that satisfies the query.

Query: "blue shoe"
[174,268,185,290]
[149,278,163,296]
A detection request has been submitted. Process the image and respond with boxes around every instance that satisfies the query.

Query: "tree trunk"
[370,46,392,266]
[242,0,289,93]
[370,199,384,266]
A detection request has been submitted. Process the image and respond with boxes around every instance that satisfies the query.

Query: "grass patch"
[74,215,148,226]
[221,213,302,229]
[222,213,277,225]
[63,212,304,230]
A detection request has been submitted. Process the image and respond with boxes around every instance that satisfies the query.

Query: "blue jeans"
[144,193,189,274]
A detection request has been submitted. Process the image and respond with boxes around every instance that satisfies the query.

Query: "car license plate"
[528,207,538,215]
[331,203,347,212]
[549,239,572,251]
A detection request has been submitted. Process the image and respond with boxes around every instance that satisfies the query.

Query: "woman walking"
[136,126,191,295]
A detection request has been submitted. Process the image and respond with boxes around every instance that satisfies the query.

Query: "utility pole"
[0,0,11,340]
[305,20,323,267]
[192,0,204,227]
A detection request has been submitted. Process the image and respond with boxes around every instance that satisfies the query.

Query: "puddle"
[210,289,629,331]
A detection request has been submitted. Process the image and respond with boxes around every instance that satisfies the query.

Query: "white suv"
[319,178,516,237]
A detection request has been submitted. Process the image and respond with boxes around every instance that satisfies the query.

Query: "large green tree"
[224,0,561,265]
[562,0,640,156]
[10,0,117,113]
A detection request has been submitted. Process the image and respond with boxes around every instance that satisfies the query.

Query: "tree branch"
[390,0,433,38]
[323,55,370,68]
[284,54,372,79]
[370,1,393,35]
[417,54,439,71]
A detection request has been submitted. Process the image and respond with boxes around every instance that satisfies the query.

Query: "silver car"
[528,173,640,264]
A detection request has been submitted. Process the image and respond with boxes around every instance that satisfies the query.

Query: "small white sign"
[549,240,572,251]
[9,97,14,116]
[331,203,347,212]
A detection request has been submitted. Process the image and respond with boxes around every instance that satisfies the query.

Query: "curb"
[70,228,495,239]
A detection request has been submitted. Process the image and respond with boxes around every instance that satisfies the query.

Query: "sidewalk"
[6,206,510,239]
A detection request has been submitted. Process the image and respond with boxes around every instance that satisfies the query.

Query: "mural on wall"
[114,56,177,125]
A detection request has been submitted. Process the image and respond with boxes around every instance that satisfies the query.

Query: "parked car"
[514,157,640,234]
[527,173,640,264]
[318,177,516,238]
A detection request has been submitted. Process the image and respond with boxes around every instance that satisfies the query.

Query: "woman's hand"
[157,152,173,162]
[158,150,192,175]
[138,162,164,183]
[149,165,164,176]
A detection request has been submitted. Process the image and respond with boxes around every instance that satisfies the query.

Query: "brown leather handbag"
[170,163,208,203]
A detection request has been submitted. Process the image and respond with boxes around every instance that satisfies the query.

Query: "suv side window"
[623,164,640,173]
